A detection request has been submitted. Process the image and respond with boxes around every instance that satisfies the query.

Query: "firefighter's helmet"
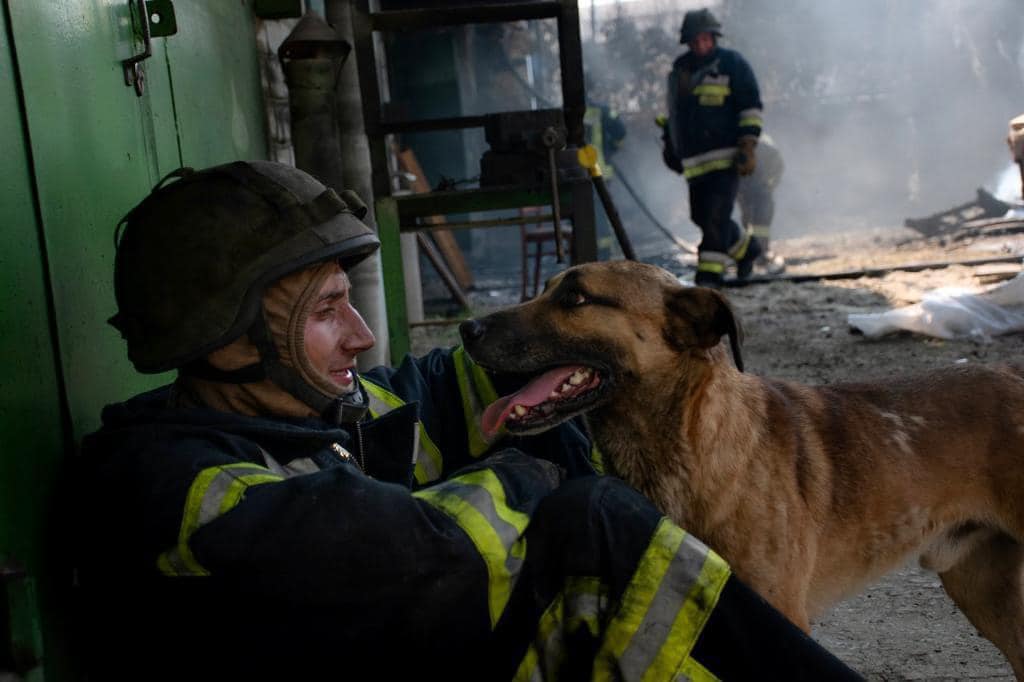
[110,160,380,374]
[679,8,723,44]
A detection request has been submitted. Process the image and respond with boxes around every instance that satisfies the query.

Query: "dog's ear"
[663,287,744,371]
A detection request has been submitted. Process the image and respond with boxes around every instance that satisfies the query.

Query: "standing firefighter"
[75,161,861,680]
[737,132,787,274]
[662,8,764,288]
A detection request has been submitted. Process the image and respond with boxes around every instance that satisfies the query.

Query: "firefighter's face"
[689,32,715,57]
[303,268,375,393]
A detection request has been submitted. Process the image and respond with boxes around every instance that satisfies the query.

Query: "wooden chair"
[520,207,573,301]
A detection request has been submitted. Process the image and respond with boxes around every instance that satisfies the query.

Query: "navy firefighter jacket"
[74,347,595,677]
[666,45,764,180]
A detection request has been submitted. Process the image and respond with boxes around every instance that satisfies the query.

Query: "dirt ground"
[411,226,1024,680]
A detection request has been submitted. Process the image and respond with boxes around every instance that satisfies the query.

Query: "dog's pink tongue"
[481,366,584,437]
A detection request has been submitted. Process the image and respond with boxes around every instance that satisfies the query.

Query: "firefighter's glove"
[735,137,758,176]
[662,147,683,175]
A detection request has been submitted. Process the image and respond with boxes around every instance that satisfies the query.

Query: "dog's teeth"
[514,405,527,417]
[560,382,573,393]
[569,372,584,386]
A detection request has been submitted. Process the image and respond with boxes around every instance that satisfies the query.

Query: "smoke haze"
[583,0,1024,250]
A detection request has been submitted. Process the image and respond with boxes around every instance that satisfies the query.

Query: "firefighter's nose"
[459,318,486,344]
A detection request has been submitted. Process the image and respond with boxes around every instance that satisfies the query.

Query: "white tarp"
[848,268,1024,341]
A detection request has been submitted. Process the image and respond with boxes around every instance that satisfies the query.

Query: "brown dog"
[459,260,1024,678]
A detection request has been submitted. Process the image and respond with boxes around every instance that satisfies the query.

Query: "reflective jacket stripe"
[413,468,529,627]
[727,228,753,260]
[738,107,763,130]
[513,576,607,681]
[362,378,443,484]
[692,83,730,97]
[750,224,770,239]
[678,656,719,681]
[697,251,729,274]
[594,519,730,682]
[453,346,501,457]
[158,463,283,576]
[682,147,737,180]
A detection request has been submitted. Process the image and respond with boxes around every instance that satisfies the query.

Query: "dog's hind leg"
[937,531,1024,679]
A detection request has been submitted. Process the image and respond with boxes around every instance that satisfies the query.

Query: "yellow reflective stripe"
[750,224,771,239]
[158,463,283,576]
[739,117,763,129]
[363,379,404,416]
[697,261,725,274]
[589,444,606,474]
[413,468,528,627]
[413,427,443,484]
[514,576,607,682]
[692,84,730,97]
[679,655,720,681]
[363,378,444,484]
[593,519,730,682]
[453,345,501,457]
[728,229,753,260]
[683,158,734,179]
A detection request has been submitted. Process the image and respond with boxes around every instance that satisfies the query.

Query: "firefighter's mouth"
[481,365,607,437]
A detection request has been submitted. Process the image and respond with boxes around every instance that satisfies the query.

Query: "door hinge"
[122,0,178,96]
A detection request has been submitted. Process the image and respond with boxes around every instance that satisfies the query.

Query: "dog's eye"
[566,291,589,307]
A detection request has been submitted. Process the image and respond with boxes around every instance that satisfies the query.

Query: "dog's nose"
[459,318,485,343]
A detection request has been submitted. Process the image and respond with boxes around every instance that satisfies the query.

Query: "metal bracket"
[122,0,177,96]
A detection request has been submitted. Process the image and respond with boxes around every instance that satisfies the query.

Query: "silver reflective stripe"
[445,481,524,581]
[618,534,709,679]
[682,147,736,170]
[259,447,321,478]
[739,107,762,120]
[699,251,730,264]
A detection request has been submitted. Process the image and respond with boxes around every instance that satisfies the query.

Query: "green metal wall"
[1,0,268,677]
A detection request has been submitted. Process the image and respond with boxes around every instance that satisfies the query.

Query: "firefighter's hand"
[735,137,758,176]
[662,147,683,174]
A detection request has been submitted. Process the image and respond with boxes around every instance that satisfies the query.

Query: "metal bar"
[392,184,577,218]
[375,197,410,365]
[404,214,557,232]
[410,318,466,328]
[380,114,487,134]
[591,175,636,260]
[369,2,562,31]
[556,0,586,146]
[417,233,472,310]
[570,180,598,263]
[725,254,1024,288]
[351,0,391,198]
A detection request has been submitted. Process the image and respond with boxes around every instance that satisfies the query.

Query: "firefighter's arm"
[165,444,561,641]
[732,54,763,142]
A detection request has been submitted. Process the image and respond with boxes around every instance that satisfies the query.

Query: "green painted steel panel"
[8,0,268,440]
[7,0,178,441]
[165,0,268,167]
[0,6,64,679]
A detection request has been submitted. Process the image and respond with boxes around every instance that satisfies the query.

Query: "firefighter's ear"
[663,286,744,371]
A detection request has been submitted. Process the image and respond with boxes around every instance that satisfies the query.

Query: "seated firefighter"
[75,161,861,680]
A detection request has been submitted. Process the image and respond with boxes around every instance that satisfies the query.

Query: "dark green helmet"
[679,8,723,44]
[110,160,380,373]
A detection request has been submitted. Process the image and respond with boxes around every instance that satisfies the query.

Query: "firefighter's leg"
[495,476,862,680]
[702,169,762,280]
[689,174,731,288]
[745,179,786,275]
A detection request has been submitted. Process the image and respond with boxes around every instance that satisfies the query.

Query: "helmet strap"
[247,312,368,425]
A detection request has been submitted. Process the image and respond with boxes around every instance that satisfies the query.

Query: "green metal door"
[1,1,268,677]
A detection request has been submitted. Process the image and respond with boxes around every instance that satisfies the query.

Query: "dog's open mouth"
[481,365,603,437]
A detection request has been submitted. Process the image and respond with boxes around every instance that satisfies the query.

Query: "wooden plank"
[395,147,475,290]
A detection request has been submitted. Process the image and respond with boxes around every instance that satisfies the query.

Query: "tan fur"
[462,261,1024,678]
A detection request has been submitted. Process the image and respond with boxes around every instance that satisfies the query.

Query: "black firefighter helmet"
[679,8,723,44]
